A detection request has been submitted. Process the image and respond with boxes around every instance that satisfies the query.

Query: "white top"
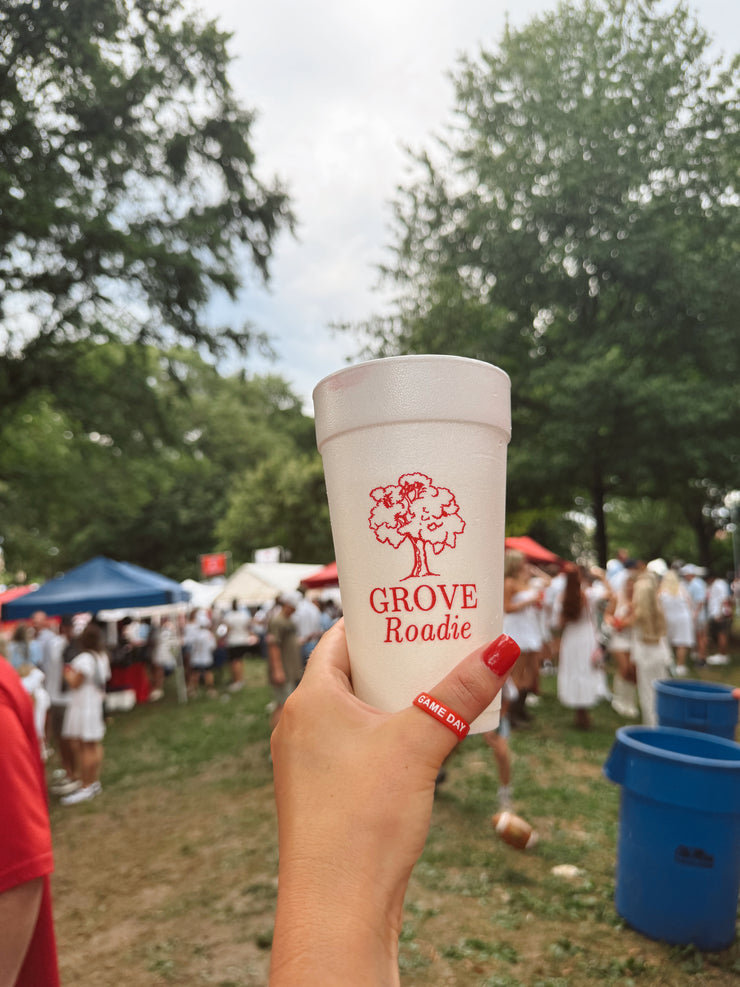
[223,609,253,646]
[707,579,731,620]
[44,633,69,706]
[189,627,216,668]
[707,579,730,620]
[62,650,111,742]
[659,588,695,647]
[293,598,322,640]
[503,589,544,652]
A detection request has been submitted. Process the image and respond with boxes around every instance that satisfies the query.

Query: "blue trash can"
[655,679,739,741]
[603,726,740,951]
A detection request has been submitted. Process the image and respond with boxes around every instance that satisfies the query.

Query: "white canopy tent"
[213,563,322,608]
[180,578,224,610]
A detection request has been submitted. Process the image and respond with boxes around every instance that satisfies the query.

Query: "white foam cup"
[313,355,511,732]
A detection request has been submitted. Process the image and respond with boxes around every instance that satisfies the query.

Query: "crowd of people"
[500,549,737,733]
[175,591,340,727]
[0,553,735,813]
[0,589,343,804]
[0,553,737,985]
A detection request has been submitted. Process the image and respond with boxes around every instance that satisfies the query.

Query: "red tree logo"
[368,472,465,579]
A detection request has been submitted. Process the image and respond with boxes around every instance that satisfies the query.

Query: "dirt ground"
[48,661,740,986]
[51,758,278,986]
[50,753,740,987]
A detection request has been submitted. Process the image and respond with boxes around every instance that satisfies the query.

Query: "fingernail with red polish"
[481,634,520,676]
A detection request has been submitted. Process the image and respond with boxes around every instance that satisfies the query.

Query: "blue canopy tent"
[1,556,190,620]
[2,557,192,704]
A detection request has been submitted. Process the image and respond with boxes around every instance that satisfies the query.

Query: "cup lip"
[313,354,512,450]
[313,354,511,395]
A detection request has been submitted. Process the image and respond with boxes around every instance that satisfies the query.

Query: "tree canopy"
[0,343,329,580]
[355,0,739,566]
[0,0,293,409]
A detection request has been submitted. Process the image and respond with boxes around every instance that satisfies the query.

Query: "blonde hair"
[659,570,681,596]
[504,550,526,579]
[633,574,666,644]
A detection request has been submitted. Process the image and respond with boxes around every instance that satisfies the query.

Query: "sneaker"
[706,653,729,666]
[90,781,102,795]
[611,699,639,719]
[60,785,98,806]
[524,694,541,708]
[149,688,164,702]
[227,681,245,693]
[673,665,689,677]
[50,777,81,796]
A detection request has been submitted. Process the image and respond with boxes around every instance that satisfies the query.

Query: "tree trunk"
[592,470,608,567]
[407,539,424,579]
[690,512,714,572]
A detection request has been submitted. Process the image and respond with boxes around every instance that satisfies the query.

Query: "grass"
[49,652,740,986]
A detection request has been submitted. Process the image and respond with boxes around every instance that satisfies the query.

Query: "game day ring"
[412,693,470,740]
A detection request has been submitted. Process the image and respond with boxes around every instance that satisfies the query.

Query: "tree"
[216,451,334,565]
[0,342,318,579]
[368,472,465,579]
[354,0,740,564]
[0,0,292,410]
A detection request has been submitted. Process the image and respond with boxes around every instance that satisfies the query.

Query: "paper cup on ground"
[313,355,511,733]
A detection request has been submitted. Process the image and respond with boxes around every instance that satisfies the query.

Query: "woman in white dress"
[631,574,673,726]
[503,550,548,724]
[60,621,111,804]
[557,565,611,729]
[658,570,695,675]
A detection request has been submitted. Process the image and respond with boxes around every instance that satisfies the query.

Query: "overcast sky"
[204,0,739,410]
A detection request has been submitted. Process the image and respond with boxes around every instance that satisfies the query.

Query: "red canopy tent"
[300,561,339,589]
[504,536,561,565]
[0,585,40,634]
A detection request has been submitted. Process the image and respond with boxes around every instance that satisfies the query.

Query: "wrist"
[271,872,401,987]
[270,822,408,987]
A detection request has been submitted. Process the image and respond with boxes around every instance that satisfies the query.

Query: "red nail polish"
[481,634,520,676]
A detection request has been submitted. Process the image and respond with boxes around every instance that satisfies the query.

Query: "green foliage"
[216,449,334,565]
[0,0,308,579]
[506,508,584,561]
[0,342,320,579]
[351,0,740,564]
[0,0,293,410]
[605,497,707,566]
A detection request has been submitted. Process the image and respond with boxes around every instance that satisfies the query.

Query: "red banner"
[200,552,228,577]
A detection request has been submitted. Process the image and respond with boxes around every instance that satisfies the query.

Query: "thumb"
[400,634,520,758]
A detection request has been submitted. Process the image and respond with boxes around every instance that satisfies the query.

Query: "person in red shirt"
[0,655,60,987]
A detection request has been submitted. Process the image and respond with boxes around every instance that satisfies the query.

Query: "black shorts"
[708,617,731,639]
[227,644,249,661]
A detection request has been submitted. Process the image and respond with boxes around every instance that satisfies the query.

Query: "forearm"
[270,861,401,986]
[267,642,285,680]
[0,878,43,987]
[270,770,412,985]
